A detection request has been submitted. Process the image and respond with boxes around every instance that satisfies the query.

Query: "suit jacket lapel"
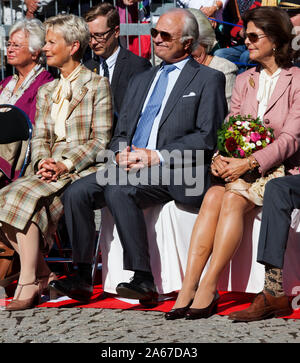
[65,67,91,120]
[264,68,292,114]
[40,79,59,135]
[158,58,199,129]
[111,47,126,93]
[129,66,160,136]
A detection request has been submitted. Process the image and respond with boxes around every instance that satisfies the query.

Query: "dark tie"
[102,60,109,79]
[132,64,176,148]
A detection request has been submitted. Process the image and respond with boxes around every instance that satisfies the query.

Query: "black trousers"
[62,165,173,273]
[257,174,300,269]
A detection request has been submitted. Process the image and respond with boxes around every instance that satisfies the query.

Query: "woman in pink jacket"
[165,6,300,320]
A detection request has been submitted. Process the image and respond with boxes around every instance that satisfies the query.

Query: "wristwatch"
[247,157,259,170]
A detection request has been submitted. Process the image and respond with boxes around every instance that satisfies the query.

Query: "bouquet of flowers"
[217,114,275,158]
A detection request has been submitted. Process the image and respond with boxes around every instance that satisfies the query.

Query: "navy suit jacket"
[109,57,228,207]
[85,47,152,122]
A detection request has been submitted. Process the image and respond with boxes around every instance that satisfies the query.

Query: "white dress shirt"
[99,46,121,83]
[140,57,191,151]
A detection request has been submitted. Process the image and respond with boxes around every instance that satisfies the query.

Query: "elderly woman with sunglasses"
[0,13,112,311]
[165,6,300,320]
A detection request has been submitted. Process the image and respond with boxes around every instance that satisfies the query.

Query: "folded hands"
[36,158,68,183]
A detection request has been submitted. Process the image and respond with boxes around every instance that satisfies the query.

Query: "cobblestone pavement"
[1,307,300,344]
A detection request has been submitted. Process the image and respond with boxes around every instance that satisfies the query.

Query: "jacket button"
[264,119,270,124]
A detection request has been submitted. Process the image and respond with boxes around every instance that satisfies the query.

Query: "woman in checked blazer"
[0,14,113,311]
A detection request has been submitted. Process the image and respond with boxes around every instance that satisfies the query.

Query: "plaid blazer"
[0,66,113,240]
[32,66,113,177]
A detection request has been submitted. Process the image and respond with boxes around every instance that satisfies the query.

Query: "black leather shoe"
[185,292,219,320]
[48,275,93,303]
[165,300,193,320]
[116,277,158,304]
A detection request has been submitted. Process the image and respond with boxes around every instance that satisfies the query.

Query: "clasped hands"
[211,155,251,183]
[116,145,160,171]
[36,158,68,183]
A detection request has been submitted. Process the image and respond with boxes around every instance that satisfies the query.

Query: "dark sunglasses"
[245,32,268,43]
[150,28,174,42]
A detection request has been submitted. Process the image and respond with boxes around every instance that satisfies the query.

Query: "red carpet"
[2,283,299,319]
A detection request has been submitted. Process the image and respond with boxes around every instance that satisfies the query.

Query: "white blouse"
[257,68,282,121]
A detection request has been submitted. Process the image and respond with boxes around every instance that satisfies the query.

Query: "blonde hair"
[44,14,90,60]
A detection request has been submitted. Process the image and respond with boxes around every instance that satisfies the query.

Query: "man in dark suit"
[229,175,299,322]
[84,2,152,127]
[49,7,227,304]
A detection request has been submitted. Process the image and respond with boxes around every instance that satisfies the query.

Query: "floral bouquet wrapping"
[216,114,284,206]
[217,114,275,158]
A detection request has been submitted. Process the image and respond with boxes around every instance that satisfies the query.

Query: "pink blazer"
[229,66,300,176]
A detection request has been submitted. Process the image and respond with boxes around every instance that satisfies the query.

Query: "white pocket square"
[183,91,196,98]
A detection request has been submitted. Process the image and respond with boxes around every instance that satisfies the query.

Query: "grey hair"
[9,18,46,64]
[187,8,217,53]
[44,14,90,60]
[163,8,200,51]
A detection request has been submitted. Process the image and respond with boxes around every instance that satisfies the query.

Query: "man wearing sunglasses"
[84,2,151,130]
[52,8,227,305]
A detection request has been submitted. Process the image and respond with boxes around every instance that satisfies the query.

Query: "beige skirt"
[225,165,285,206]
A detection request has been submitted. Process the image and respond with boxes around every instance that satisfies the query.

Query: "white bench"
[100,201,300,296]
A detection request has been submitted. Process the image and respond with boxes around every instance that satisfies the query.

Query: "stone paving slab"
[1,307,300,344]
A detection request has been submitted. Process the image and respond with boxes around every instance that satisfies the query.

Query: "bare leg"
[191,191,255,309]
[2,222,45,300]
[173,185,225,309]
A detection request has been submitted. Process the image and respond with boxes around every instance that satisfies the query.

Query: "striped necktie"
[102,60,109,79]
[132,64,176,148]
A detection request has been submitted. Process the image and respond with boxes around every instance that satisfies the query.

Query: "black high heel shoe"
[165,299,193,320]
[185,292,220,320]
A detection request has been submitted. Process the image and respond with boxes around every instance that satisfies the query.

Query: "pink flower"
[250,132,261,142]
[237,147,245,157]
